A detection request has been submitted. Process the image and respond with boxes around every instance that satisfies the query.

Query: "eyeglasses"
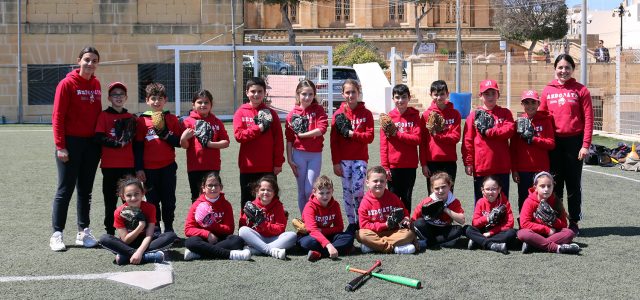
[205,184,221,189]
[110,94,126,98]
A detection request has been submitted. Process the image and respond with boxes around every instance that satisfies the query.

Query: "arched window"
[336,0,351,22]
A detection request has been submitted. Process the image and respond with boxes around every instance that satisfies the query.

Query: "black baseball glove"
[421,200,445,220]
[194,119,214,147]
[243,201,266,228]
[474,109,495,136]
[254,109,273,131]
[516,117,535,144]
[114,117,137,145]
[486,204,506,228]
[334,113,352,138]
[386,207,405,230]
[290,114,309,134]
[534,200,557,226]
[120,206,146,231]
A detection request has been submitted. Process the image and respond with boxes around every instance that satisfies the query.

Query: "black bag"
[585,144,613,167]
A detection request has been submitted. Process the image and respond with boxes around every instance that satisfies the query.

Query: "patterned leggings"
[340,160,367,224]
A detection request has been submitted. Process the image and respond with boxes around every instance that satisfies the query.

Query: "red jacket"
[183,110,229,172]
[285,102,328,152]
[539,78,594,148]
[411,193,464,226]
[330,102,375,165]
[301,195,345,247]
[233,103,285,173]
[95,108,135,169]
[114,201,156,231]
[462,106,515,176]
[184,193,235,239]
[135,110,184,170]
[52,69,102,150]
[510,111,555,172]
[358,189,408,233]
[520,188,568,236]
[239,197,287,237]
[420,101,462,164]
[380,107,421,170]
[471,193,514,236]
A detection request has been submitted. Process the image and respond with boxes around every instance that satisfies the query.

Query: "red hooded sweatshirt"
[233,103,285,173]
[520,188,568,236]
[52,69,102,150]
[183,110,229,172]
[539,78,594,148]
[184,193,235,239]
[410,193,464,225]
[95,107,135,168]
[380,106,421,170]
[301,194,345,247]
[510,111,555,173]
[462,105,515,176]
[285,102,328,152]
[420,101,462,164]
[358,189,408,233]
[239,197,287,237]
[471,193,515,236]
[135,110,184,170]
[330,102,374,165]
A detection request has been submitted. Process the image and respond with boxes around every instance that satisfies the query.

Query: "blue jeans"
[298,232,355,256]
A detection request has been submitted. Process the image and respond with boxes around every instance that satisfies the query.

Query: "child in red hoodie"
[462,79,515,202]
[233,78,285,211]
[411,172,465,248]
[517,172,580,254]
[238,175,297,260]
[510,90,555,213]
[285,80,328,214]
[420,80,461,193]
[357,166,416,254]
[380,84,421,211]
[330,79,374,228]
[183,172,251,261]
[180,89,230,202]
[298,175,355,261]
[464,176,516,254]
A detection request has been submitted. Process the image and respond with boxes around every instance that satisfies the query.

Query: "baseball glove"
[194,119,214,147]
[243,201,266,228]
[425,111,446,135]
[386,207,405,230]
[421,200,445,220]
[334,113,352,138]
[486,204,506,228]
[291,218,308,235]
[254,108,273,131]
[151,111,168,137]
[114,117,137,145]
[516,117,535,144]
[120,206,146,231]
[379,113,397,137]
[290,114,309,135]
[194,202,216,228]
[534,200,557,226]
[474,109,494,136]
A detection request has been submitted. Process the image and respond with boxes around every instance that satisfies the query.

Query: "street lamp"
[612,2,631,48]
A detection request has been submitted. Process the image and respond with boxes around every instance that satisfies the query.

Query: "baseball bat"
[347,266,422,289]
[344,260,382,292]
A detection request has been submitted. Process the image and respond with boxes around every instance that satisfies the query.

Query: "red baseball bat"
[344,260,382,291]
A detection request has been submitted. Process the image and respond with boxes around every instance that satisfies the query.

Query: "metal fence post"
[615,46,621,133]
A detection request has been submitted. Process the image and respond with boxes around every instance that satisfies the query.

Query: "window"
[335,0,350,22]
[445,0,465,23]
[27,64,72,105]
[389,0,405,22]
[286,3,299,24]
[137,63,201,103]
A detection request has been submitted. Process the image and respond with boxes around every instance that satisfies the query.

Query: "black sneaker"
[557,243,581,255]
[489,242,509,255]
[569,222,580,236]
[467,239,477,250]
[521,242,531,254]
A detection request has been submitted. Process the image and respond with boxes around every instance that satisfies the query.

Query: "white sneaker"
[394,243,416,254]
[75,228,98,248]
[230,249,252,261]
[360,243,374,254]
[50,231,66,251]
[270,248,286,260]
[184,249,201,261]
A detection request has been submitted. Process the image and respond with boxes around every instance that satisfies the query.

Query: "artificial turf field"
[1,124,639,298]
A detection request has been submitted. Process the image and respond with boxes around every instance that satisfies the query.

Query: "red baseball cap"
[108,82,127,94]
[479,79,499,94]
[520,89,540,102]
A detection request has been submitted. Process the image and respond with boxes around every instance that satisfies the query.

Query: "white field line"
[0,262,172,283]
[583,167,640,183]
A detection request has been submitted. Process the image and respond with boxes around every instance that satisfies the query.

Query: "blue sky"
[566,0,623,11]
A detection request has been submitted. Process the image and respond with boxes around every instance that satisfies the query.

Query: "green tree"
[492,0,568,61]
[334,38,388,69]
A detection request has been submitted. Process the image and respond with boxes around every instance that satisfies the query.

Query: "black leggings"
[412,218,463,246]
[549,134,584,222]
[99,232,176,258]
[101,168,135,235]
[184,235,245,259]
[144,162,178,230]
[388,168,417,210]
[464,225,517,249]
[426,161,457,192]
[187,170,219,202]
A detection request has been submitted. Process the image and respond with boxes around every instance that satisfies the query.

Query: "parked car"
[262,54,294,75]
[307,65,359,111]
[242,55,255,68]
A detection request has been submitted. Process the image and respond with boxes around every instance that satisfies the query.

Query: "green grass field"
[1,124,639,298]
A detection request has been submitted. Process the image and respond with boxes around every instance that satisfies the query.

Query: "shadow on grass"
[579,226,640,237]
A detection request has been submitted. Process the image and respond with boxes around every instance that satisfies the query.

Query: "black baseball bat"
[345,260,382,292]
